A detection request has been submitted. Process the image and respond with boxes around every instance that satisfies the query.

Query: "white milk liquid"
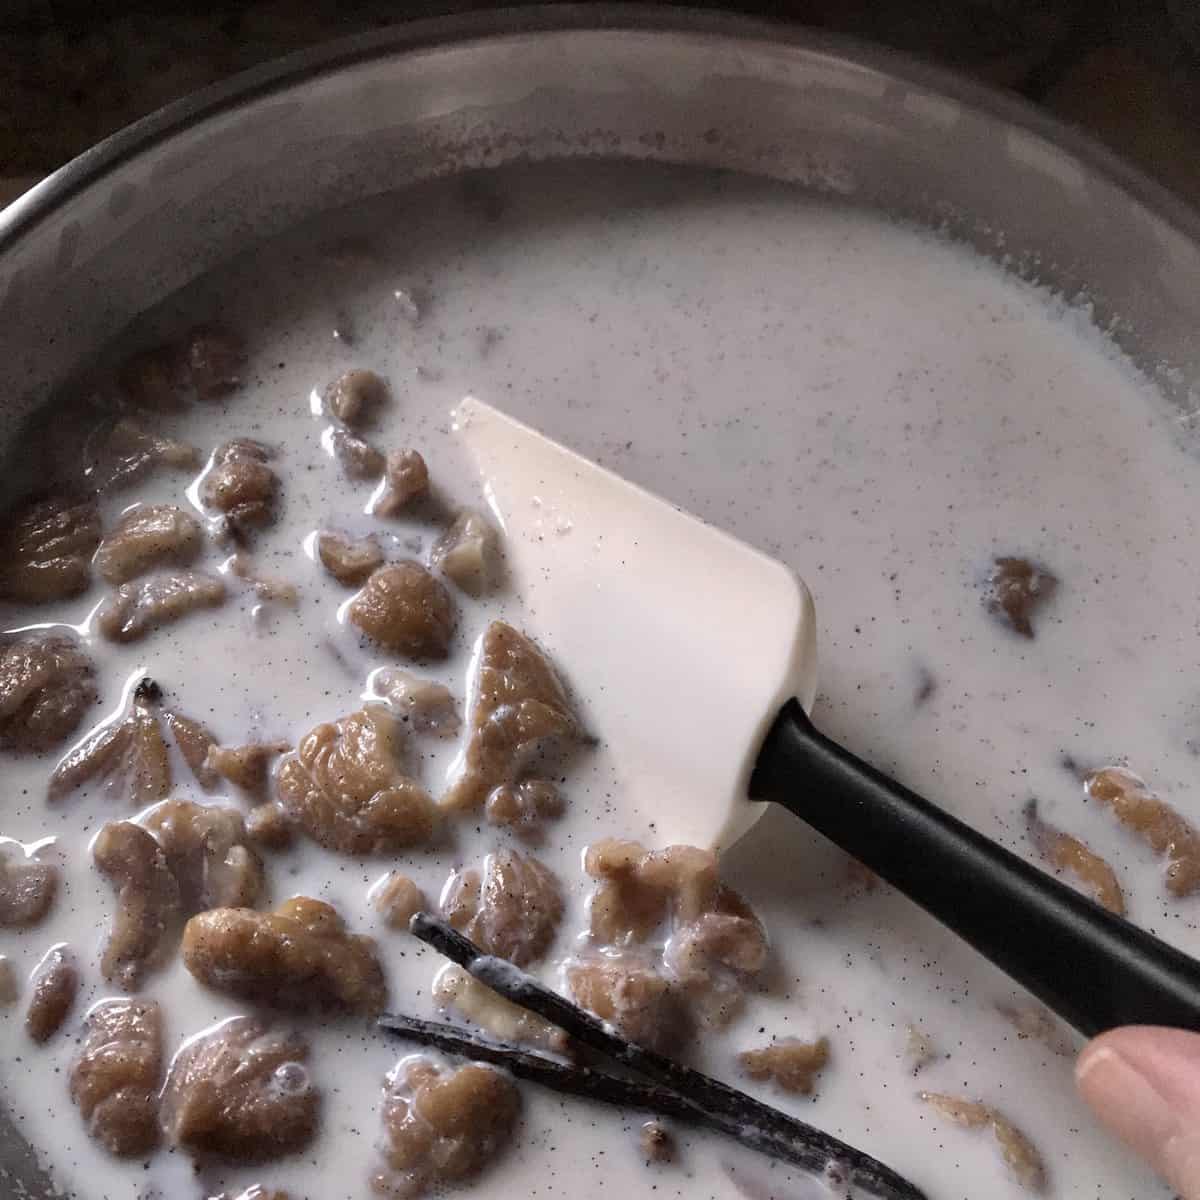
[2,161,1194,1200]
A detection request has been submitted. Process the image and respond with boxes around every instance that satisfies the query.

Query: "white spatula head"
[454,397,817,851]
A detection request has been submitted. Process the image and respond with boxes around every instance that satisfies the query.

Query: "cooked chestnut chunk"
[276,705,435,855]
[0,634,97,752]
[162,707,220,788]
[373,1058,520,1197]
[97,569,226,642]
[484,780,563,841]
[83,419,199,493]
[372,872,425,931]
[371,668,459,737]
[201,438,278,534]
[639,1121,675,1164]
[161,1016,317,1161]
[433,964,566,1053]
[182,896,387,1014]
[69,998,163,1157]
[441,849,563,967]
[1086,765,1200,897]
[329,427,386,481]
[348,562,455,658]
[1024,799,1125,915]
[245,802,294,850]
[566,956,687,1053]
[740,1037,830,1095]
[324,368,388,427]
[997,1003,1074,1056]
[585,840,758,945]
[93,821,181,989]
[48,698,170,806]
[984,556,1057,638]
[0,843,57,927]
[373,449,429,517]
[94,504,203,583]
[318,529,384,586]
[186,325,246,399]
[664,911,770,1029]
[228,554,298,606]
[920,1092,1046,1193]
[430,509,499,595]
[584,839,669,943]
[0,493,101,602]
[442,622,580,811]
[26,945,78,1043]
[141,797,264,911]
[203,740,288,793]
[581,839,767,1030]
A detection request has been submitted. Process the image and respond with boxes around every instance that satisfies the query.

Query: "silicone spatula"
[453,396,1200,1039]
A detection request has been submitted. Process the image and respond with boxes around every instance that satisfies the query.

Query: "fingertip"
[1076,1026,1200,1200]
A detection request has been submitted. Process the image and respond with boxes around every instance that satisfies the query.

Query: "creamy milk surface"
[1,161,1194,1200]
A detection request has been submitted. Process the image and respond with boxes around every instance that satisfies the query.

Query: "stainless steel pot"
[3,7,1199,1193]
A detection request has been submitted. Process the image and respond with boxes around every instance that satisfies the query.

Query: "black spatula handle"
[749,699,1200,1037]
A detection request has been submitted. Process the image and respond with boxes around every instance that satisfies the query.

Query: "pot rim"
[2,4,1199,259]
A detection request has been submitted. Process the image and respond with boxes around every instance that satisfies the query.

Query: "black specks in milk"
[0,161,1190,1200]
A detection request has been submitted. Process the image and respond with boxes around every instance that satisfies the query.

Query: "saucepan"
[3,7,1200,1194]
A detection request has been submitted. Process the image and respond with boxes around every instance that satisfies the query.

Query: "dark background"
[3,1,1200,202]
